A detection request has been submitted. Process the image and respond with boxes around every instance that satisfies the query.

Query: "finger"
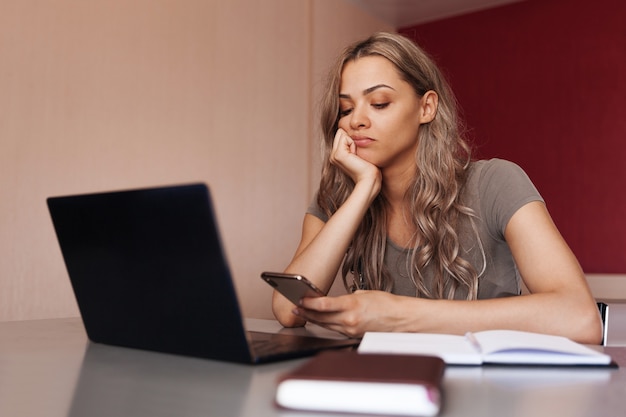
[300,295,342,313]
[305,316,352,338]
[332,129,354,155]
[295,308,342,330]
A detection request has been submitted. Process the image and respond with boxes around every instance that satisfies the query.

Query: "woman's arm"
[296,201,603,344]
[271,178,379,327]
[272,129,382,327]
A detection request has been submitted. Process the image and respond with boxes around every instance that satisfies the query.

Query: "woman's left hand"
[293,290,402,338]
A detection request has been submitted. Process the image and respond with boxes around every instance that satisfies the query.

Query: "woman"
[272,32,602,344]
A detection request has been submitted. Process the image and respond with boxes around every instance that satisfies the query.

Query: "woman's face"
[337,56,430,173]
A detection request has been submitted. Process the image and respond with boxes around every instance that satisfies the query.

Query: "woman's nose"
[349,106,369,129]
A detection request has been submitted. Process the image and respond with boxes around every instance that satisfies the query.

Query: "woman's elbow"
[571,303,604,345]
[272,292,307,328]
[274,309,307,328]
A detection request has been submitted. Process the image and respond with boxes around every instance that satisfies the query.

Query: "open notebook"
[358,330,614,366]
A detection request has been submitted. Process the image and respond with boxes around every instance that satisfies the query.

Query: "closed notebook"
[275,350,445,416]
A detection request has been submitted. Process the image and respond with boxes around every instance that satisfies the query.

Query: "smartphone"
[261,272,324,305]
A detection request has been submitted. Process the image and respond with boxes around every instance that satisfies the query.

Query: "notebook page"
[358,332,482,365]
[473,330,612,365]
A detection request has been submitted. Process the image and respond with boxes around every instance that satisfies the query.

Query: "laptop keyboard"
[248,331,358,361]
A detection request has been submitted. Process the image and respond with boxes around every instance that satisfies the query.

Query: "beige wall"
[0,0,391,321]
[4,0,620,324]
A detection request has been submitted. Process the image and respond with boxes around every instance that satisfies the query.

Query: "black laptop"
[47,183,357,364]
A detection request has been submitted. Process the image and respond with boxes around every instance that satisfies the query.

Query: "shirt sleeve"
[306,192,329,222]
[478,159,544,240]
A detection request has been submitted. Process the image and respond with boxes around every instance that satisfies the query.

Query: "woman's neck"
[381,164,419,248]
[381,163,415,208]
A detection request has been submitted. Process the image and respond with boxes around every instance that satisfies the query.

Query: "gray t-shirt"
[307,159,544,299]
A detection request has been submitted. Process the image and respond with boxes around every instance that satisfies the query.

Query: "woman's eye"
[339,108,353,117]
[372,102,390,110]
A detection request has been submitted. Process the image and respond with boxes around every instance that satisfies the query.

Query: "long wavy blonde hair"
[317,32,480,300]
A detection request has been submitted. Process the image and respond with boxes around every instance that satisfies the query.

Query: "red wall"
[400,0,626,272]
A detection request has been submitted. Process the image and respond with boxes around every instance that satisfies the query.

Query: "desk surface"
[1,317,625,417]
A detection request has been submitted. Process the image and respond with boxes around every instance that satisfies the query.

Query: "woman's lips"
[352,136,374,147]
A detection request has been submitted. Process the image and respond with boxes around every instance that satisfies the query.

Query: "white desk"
[1,317,625,417]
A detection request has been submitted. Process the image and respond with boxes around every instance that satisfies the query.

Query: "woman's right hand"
[330,129,381,190]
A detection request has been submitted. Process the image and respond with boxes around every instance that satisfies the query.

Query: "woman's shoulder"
[469,158,525,177]
[467,158,543,236]
[468,158,539,196]
[467,158,533,192]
